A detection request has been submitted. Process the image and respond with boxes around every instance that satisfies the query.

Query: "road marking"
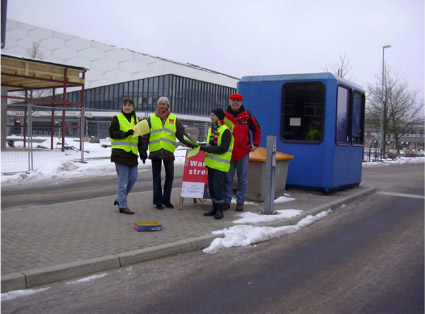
[376,191,425,200]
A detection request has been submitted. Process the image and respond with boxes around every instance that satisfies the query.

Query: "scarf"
[155,108,170,126]
[122,111,137,125]
[209,120,224,146]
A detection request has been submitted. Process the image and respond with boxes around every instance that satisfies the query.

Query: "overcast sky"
[6,0,425,101]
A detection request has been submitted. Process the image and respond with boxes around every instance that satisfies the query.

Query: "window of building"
[148,77,154,111]
[281,82,325,143]
[336,85,351,145]
[153,76,159,103]
[351,91,365,145]
[163,75,169,96]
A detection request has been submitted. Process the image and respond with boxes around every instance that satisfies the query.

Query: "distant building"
[3,19,238,139]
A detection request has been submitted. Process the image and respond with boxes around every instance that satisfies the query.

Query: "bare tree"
[322,53,353,81]
[24,41,51,99]
[28,41,44,60]
[367,68,423,154]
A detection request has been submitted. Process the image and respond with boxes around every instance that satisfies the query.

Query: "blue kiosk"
[239,73,365,194]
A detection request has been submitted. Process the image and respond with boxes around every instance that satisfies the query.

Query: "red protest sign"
[181,150,209,199]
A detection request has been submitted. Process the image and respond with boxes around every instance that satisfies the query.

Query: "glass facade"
[66,74,236,117]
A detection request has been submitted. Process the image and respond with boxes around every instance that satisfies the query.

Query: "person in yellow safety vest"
[200,108,234,220]
[110,98,148,214]
[306,120,322,141]
[144,96,194,210]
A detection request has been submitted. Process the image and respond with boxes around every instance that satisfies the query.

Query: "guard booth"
[239,73,365,194]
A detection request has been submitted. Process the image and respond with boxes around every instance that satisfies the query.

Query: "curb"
[1,185,375,293]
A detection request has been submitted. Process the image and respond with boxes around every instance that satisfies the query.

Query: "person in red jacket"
[223,93,261,211]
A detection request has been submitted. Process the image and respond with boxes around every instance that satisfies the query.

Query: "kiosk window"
[281,82,324,143]
[336,86,350,144]
[352,91,365,145]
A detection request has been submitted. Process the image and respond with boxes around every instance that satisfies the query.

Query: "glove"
[125,129,134,137]
[199,145,209,152]
[140,151,147,164]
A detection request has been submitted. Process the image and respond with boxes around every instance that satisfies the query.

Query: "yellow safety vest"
[205,125,234,172]
[149,113,177,154]
[111,113,139,155]
[307,129,321,141]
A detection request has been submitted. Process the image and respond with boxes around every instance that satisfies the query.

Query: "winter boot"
[214,204,224,220]
[204,202,218,216]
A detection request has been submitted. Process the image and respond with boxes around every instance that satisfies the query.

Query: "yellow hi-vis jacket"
[149,113,177,154]
[205,125,234,172]
[111,113,139,155]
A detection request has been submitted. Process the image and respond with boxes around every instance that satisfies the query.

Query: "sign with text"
[181,150,209,199]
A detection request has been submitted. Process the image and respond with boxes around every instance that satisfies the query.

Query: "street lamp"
[379,44,391,159]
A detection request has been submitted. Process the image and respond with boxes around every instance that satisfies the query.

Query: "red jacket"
[225,105,261,161]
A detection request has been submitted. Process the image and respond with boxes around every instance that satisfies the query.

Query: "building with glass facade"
[64,73,236,138]
[3,19,238,140]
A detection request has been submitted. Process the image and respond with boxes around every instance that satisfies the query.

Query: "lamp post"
[379,44,391,159]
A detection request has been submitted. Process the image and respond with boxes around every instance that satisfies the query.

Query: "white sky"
[6,0,424,101]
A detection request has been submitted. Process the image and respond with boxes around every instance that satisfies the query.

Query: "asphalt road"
[2,162,423,314]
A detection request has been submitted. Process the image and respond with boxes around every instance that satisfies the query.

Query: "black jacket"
[109,112,148,167]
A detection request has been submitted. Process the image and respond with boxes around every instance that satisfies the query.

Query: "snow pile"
[65,273,107,285]
[1,287,51,302]
[203,209,332,253]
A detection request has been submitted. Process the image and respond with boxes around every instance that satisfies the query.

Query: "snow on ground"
[2,137,423,187]
[1,137,186,186]
[203,209,333,253]
[65,273,108,285]
[1,287,51,301]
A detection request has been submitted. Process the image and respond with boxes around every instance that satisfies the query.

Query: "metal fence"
[3,107,209,174]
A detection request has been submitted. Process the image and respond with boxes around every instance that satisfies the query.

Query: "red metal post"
[61,68,68,152]
[79,71,86,151]
[23,89,28,148]
[51,88,55,150]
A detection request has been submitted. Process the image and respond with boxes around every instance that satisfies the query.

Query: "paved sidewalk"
[1,184,375,292]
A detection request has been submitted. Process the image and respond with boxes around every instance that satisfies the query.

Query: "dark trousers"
[207,167,227,204]
[152,159,174,205]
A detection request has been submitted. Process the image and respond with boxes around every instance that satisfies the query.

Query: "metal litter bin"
[246,147,294,202]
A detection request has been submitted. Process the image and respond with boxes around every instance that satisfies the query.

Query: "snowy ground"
[2,136,424,187]
[1,137,424,301]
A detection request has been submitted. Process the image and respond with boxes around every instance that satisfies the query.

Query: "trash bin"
[246,147,294,202]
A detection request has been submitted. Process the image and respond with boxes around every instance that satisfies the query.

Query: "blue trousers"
[115,163,138,208]
[151,159,174,205]
[224,153,249,204]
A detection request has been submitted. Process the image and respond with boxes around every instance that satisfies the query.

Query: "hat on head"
[211,108,225,120]
[229,93,243,101]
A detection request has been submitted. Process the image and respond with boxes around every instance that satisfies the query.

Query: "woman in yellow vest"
[145,97,193,210]
[110,98,148,214]
[200,108,234,219]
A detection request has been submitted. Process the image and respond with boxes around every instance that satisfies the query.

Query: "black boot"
[214,204,224,220]
[204,202,217,216]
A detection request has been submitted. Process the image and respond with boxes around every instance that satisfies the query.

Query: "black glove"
[140,151,147,164]
[125,129,134,137]
[199,145,209,152]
